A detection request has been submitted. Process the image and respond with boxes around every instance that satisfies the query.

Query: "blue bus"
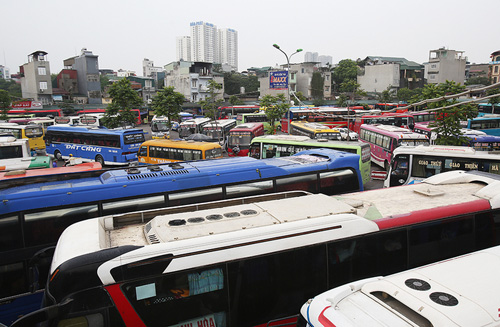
[44,125,146,166]
[465,115,500,136]
[477,103,500,115]
[468,134,500,151]
[0,148,362,326]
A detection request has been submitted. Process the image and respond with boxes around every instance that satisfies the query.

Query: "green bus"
[249,134,371,185]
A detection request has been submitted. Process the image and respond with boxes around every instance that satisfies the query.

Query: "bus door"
[388,154,410,186]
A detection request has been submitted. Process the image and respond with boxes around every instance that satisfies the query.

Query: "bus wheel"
[54,150,62,160]
[95,155,104,166]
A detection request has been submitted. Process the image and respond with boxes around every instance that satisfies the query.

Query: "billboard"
[269,71,288,90]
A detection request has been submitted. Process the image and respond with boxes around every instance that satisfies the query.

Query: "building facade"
[358,56,424,93]
[490,50,500,84]
[164,61,224,103]
[190,21,218,63]
[176,36,192,62]
[424,48,466,85]
[218,28,238,71]
[20,51,53,105]
[62,49,102,104]
[0,65,10,80]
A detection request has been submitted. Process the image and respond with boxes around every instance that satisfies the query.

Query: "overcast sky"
[3,0,499,76]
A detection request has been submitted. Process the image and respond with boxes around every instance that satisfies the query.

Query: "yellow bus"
[0,122,45,152]
[138,139,223,164]
[290,121,358,141]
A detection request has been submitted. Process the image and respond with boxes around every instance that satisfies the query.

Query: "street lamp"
[273,44,303,134]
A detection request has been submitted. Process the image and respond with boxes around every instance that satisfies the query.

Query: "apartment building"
[424,48,466,85]
[164,61,224,103]
[490,50,500,84]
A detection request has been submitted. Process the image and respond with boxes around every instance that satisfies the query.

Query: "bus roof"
[230,122,264,131]
[179,117,211,125]
[51,170,500,281]
[140,139,222,150]
[302,245,500,326]
[251,135,366,147]
[392,144,500,157]
[361,124,428,139]
[202,119,236,127]
[46,125,144,134]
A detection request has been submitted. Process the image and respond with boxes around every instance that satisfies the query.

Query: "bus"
[150,115,178,139]
[54,115,81,125]
[281,107,358,133]
[374,102,407,111]
[291,121,356,141]
[237,112,278,132]
[0,162,102,180]
[351,113,415,134]
[178,117,212,138]
[359,124,429,170]
[138,139,223,164]
[299,244,500,327]
[411,111,436,124]
[478,102,500,115]
[219,105,260,119]
[249,134,371,185]
[227,123,265,157]
[0,123,46,152]
[0,135,51,172]
[0,148,364,325]
[44,125,146,166]
[464,115,500,136]
[201,119,237,146]
[7,109,63,118]
[11,170,500,327]
[385,144,500,187]
[76,109,142,125]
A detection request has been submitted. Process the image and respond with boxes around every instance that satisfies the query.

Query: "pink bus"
[227,122,265,156]
[359,124,429,170]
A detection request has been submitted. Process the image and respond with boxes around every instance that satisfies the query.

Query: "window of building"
[38,67,46,75]
[495,66,499,74]
[39,81,48,90]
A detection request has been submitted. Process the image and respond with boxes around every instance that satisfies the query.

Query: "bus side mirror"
[29,246,55,292]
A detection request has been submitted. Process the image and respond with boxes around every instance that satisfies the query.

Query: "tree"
[414,81,478,145]
[396,87,414,103]
[332,59,359,92]
[260,94,289,134]
[378,86,394,109]
[58,99,76,116]
[151,86,185,134]
[229,95,243,106]
[339,80,366,106]
[0,78,21,99]
[223,72,259,96]
[201,80,224,120]
[102,79,143,128]
[0,89,11,120]
[311,71,324,101]
[487,88,500,114]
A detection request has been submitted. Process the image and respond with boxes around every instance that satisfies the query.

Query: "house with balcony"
[164,61,224,103]
[20,50,53,105]
[357,56,424,93]
[424,48,466,85]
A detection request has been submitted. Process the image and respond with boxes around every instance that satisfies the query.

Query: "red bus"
[219,105,260,119]
[351,113,415,134]
[227,122,265,156]
[7,109,62,118]
[76,109,142,125]
[374,103,408,111]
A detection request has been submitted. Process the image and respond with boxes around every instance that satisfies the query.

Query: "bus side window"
[139,146,148,157]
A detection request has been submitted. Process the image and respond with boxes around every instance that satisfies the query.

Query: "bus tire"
[54,150,62,161]
[95,155,105,166]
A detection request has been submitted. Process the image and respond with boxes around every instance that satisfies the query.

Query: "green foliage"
[223,72,259,96]
[229,95,243,106]
[151,86,185,130]
[0,78,22,99]
[311,72,324,100]
[417,81,478,145]
[336,93,349,107]
[260,94,289,134]
[294,91,307,102]
[51,74,58,88]
[201,80,224,120]
[378,86,394,105]
[487,88,500,113]
[58,99,76,115]
[100,75,111,92]
[332,59,359,92]
[465,76,490,86]
[0,89,11,120]
[102,79,143,128]
[396,87,414,103]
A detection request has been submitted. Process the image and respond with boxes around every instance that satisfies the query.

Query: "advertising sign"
[270,71,288,90]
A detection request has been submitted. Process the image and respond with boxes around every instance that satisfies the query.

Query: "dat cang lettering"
[65,144,102,152]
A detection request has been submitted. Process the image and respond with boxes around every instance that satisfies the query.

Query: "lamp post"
[273,44,302,134]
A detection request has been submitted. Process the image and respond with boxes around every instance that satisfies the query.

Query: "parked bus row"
[0,148,364,325]
[9,170,500,327]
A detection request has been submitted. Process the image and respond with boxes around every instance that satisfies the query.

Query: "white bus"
[299,244,500,327]
[385,144,500,187]
[178,117,211,138]
[13,170,500,327]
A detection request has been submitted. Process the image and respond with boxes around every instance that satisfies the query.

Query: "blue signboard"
[270,71,288,90]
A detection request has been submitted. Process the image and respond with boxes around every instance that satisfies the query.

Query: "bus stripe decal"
[318,306,335,327]
[105,284,146,327]
[375,199,491,229]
